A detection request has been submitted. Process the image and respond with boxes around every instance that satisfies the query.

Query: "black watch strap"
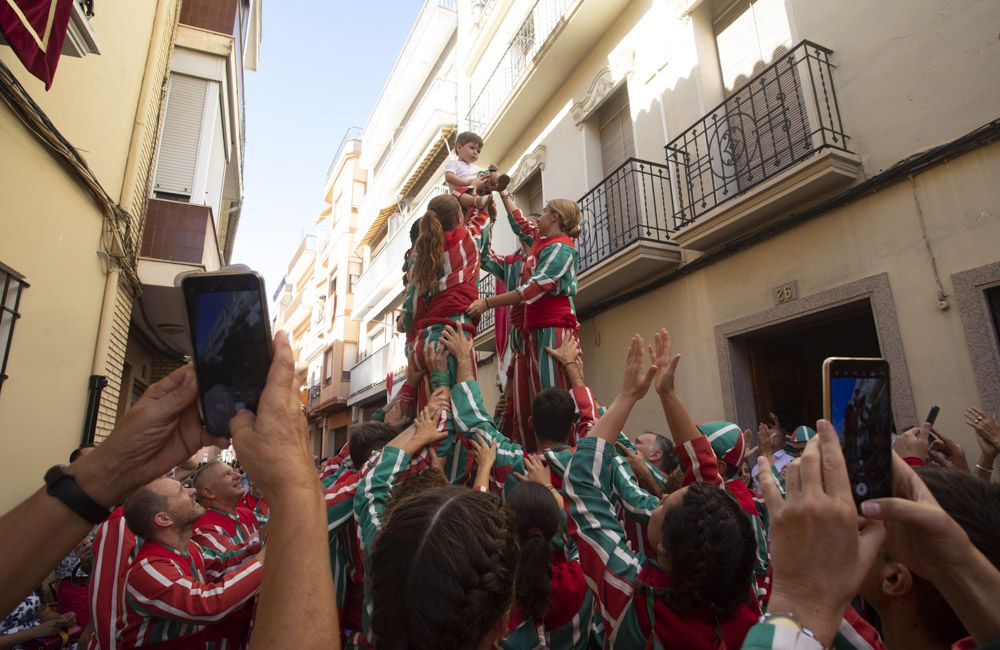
[44,465,111,525]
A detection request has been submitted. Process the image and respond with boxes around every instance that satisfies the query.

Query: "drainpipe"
[83,0,179,445]
[83,375,109,444]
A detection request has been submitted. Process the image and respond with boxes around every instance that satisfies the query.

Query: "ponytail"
[506,481,561,623]
[411,194,462,297]
[412,210,444,297]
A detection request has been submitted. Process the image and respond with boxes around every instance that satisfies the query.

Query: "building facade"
[278,0,1000,463]
[457,0,1000,453]
[0,0,261,512]
[121,0,261,438]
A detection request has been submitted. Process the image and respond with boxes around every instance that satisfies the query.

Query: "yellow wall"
[0,0,165,511]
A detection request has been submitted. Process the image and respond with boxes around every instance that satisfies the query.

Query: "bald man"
[121,478,263,648]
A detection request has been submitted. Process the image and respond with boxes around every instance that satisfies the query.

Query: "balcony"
[474,274,496,350]
[665,41,862,251]
[353,187,449,321]
[327,127,363,181]
[575,159,682,309]
[307,384,321,411]
[348,339,407,404]
[466,0,630,160]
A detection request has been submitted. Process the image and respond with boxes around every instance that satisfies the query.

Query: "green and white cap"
[696,421,746,466]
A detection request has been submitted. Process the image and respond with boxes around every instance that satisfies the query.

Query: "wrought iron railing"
[665,41,850,229]
[466,0,573,132]
[477,274,495,334]
[307,384,321,410]
[577,158,674,273]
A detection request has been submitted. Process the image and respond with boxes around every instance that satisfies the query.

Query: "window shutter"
[714,0,792,93]
[154,74,208,196]
[599,87,634,176]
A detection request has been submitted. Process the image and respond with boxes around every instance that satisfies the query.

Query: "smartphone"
[180,269,272,437]
[822,357,895,507]
[925,405,940,426]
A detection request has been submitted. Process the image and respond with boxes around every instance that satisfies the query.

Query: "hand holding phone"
[180,269,273,437]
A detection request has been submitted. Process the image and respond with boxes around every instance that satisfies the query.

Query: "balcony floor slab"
[672,148,863,252]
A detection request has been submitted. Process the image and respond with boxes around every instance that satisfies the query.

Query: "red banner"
[0,0,74,89]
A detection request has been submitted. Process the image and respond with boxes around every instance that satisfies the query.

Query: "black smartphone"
[925,405,940,426]
[822,357,895,507]
[180,270,272,437]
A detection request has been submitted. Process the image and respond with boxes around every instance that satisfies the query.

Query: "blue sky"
[231,0,424,302]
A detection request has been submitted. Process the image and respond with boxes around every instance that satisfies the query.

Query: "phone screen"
[182,274,272,437]
[827,359,894,506]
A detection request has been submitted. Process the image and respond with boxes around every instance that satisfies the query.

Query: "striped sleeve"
[191,530,259,581]
[570,385,599,441]
[401,282,419,334]
[507,208,536,247]
[325,472,361,535]
[677,435,724,487]
[125,556,261,624]
[450,379,525,490]
[466,205,492,238]
[518,243,575,304]
[354,446,411,556]
[89,514,136,650]
[564,437,644,645]
[609,456,659,523]
[481,247,506,279]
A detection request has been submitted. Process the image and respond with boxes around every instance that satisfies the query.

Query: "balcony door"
[712,0,809,196]
[592,85,636,264]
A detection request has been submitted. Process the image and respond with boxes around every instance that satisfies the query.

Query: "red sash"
[634,563,758,650]
[524,234,577,331]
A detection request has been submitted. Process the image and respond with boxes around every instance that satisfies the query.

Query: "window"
[323,347,334,385]
[343,342,358,380]
[598,85,635,176]
[0,263,28,393]
[154,74,209,199]
[514,171,544,217]
[712,0,792,93]
[987,286,1000,347]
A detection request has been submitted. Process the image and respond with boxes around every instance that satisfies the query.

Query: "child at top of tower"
[445,131,510,210]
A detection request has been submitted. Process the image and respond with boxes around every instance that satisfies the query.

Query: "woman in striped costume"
[501,479,597,649]
[401,194,491,482]
[467,194,583,406]
[564,331,760,649]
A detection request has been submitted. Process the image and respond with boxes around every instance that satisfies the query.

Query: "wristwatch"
[44,465,111,525]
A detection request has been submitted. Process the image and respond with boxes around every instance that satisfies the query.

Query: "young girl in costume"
[467,193,583,419]
[500,480,597,649]
[401,193,491,483]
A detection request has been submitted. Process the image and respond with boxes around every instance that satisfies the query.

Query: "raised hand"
[470,435,498,475]
[439,324,473,360]
[545,336,581,368]
[650,329,680,397]
[424,341,450,374]
[927,428,969,471]
[966,407,1000,460]
[514,453,552,487]
[621,334,657,402]
[892,426,930,462]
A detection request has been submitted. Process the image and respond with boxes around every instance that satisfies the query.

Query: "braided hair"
[506,481,560,623]
[660,482,755,617]
[371,486,518,649]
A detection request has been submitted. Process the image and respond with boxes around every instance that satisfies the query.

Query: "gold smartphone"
[821,357,894,507]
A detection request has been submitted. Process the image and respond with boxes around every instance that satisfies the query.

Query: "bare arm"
[650,330,700,447]
[0,363,229,617]
[588,334,657,445]
[230,332,339,650]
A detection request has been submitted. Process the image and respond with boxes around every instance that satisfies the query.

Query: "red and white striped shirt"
[191,507,260,581]
[120,539,261,648]
[87,507,137,650]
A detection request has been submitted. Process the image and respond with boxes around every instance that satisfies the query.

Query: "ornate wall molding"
[570,67,616,128]
[509,145,546,191]
[570,50,635,129]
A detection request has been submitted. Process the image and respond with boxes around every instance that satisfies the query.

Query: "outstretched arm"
[588,334,657,446]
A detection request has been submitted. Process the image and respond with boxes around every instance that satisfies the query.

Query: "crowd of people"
[2,132,1000,649]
